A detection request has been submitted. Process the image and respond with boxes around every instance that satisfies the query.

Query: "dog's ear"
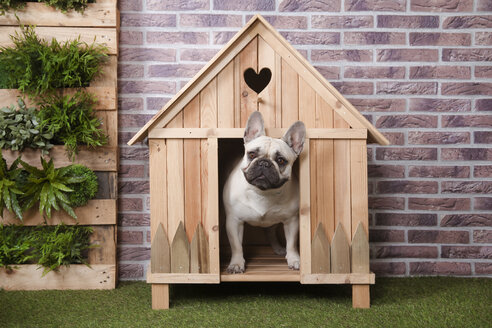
[244,111,265,143]
[282,121,306,156]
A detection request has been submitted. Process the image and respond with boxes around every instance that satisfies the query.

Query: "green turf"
[1,278,490,328]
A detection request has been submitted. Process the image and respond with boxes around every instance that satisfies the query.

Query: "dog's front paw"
[226,262,245,274]
[286,254,300,270]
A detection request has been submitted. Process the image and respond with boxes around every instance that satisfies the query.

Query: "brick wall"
[117,0,492,279]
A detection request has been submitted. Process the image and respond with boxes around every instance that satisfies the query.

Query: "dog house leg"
[352,285,370,309]
[152,284,170,310]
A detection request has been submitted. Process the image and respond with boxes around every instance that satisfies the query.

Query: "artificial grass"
[0,278,490,328]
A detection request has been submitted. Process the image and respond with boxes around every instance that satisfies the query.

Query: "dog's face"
[240,112,306,191]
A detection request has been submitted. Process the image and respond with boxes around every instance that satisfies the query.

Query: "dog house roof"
[128,15,389,146]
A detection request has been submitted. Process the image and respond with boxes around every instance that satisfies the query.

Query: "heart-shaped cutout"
[243,67,272,94]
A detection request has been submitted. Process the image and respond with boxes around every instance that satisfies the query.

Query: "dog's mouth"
[244,166,288,191]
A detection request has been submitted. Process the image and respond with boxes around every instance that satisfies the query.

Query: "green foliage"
[0,224,93,275]
[0,24,107,97]
[0,0,25,15]
[0,153,24,220]
[65,164,98,207]
[20,157,86,219]
[37,91,108,159]
[0,98,54,153]
[1,0,94,15]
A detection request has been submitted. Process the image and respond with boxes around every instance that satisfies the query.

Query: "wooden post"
[152,284,170,310]
[352,285,370,309]
[352,222,370,308]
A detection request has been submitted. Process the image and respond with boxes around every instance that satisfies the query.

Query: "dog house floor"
[220,246,300,282]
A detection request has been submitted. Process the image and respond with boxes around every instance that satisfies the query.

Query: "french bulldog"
[222,111,306,274]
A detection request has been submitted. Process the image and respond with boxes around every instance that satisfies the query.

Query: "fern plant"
[0,153,24,220]
[0,224,36,269]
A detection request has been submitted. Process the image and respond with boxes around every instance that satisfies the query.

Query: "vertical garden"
[0,0,118,290]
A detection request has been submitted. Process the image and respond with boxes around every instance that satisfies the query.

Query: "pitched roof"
[128,15,389,146]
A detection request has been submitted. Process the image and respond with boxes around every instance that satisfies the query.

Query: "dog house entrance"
[218,138,301,282]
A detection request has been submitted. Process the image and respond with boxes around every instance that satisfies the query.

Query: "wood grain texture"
[239,37,258,127]
[352,285,370,309]
[171,222,190,273]
[331,223,350,274]
[311,223,330,274]
[151,223,170,273]
[200,78,218,129]
[217,61,235,128]
[281,59,299,126]
[152,284,170,310]
[299,141,311,276]
[334,139,351,242]
[206,138,220,275]
[351,222,370,274]
[350,140,369,238]
[149,139,168,237]
[88,225,116,264]
[190,223,210,273]
[258,36,276,127]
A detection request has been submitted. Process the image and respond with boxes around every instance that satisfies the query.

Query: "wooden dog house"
[128,15,389,309]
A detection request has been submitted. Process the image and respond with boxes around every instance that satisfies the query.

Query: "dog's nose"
[257,159,271,168]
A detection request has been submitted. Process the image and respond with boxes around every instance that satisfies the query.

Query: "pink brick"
[180,14,242,27]
[408,230,469,243]
[148,64,203,78]
[344,66,405,79]
[377,82,437,95]
[376,115,437,128]
[312,15,373,28]
[474,230,492,243]
[119,114,154,128]
[441,148,492,161]
[411,0,473,12]
[475,32,492,45]
[119,48,176,62]
[441,214,492,227]
[376,213,437,226]
[280,32,340,45]
[441,246,492,259]
[214,0,275,10]
[147,32,208,45]
[476,263,492,274]
[475,197,492,210]
[344,32,405,45]
[119,198,143,211]
[475,66,492,78]
[120,31,143,45]
[376,147,437,161]
[118,132,135,145]
[408,132,470,145]
[409,98,471,112]
[442,115,492,128]
[119,264,144,279]
[119,0,142,11]
[312,49,372,62]
[377,15,439,28]
[410,32,471,46]
[314,66,340,79]
[442,49,492,62]
[147,97,171,111]
[409,165,470,178]
[409,198,471,211]
[331,82,373,95]
[346,0,405,11]
[382,132,404,145]
[280,0,341,12]
[377,181,438,194]
[442,83,492,96]
[119,231,144,244]
[443,15,492,29]
[476,99,492,111]
[119,247,150,261]
[118,97,143,111]
[349,98,406,112]
[377,49,439,62]
[213,31,237,45]
[410,262,471,275]
[474,166,492,178]
[119,213,150,226]
[119,181,150,194]
[371,262,406,275]
[119,81,176,94]
[118,64,144,78]
[147,0,209,10]
[248,15,308,29]
[375,246,438,258]
[410,66,470,79]
[119,165,145,179]
[121,14,176,27]
[370,230,405,242]
[120,147,149,161]
[368,165,405,178]
[443,181,492,194]
[180,49,218,62]
[369,197,405,210]
[478,0,492,11]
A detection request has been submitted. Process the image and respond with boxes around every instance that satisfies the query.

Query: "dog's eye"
[248,152,257,160]
[276,157,286,166]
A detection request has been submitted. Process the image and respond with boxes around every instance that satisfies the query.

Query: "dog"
[222,111,306,274]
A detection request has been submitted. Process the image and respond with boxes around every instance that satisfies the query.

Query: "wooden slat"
[221,271,300,282]
[171,222,190,273]
[1,146,117,172]
[299,140,311,276]
[275,53,282,128]
[309,140,318,238]
[206,138,220,275]
[334,139,351,242]
[217,61,235,128]
[233,56,241,128]
[96,110,118,147]
[1,199,116,225]
[94,172,117,200]
[331,223,350,274]
[353,285,371,308]
[0,264,116,290]
[239,37,258,127]
[149,139,167,238]
[311,223,330,274]
[299,77,316,128]
[88,225,116,264]
[258,36,276,127]
[301,273,375,285]
[351,140,369,237]
[200,78,218,129]
[151,223,171,273]
[152,285,170,310]
[184,97,201,242]
[0,1,118,27]
[190,223,210,274]
[149,128,367,139]
[0,27,118,55]
[90,56,118,88]
[166,113,184,240]
[351,223,370,274]
[148,271,219,284]
[281,59,298,126]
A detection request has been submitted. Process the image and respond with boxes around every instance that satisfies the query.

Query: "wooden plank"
[331,223,350,274]
[0,264,116,290]
[190,223,210,274]
[301,273,375,285]
[148,270,220,284]
[299,77,316,128]
[90,56,118,88]
[0,27,118,55]
[299,140,311,276]
[353,285,371,308]
[206,138,220,275]
[281,59,299,126]
[149,139,167,238]
[151,223,171,273]
[152,284,170,310]
[220,272,300,282]
[351,222,370,274]
[258,36,276,127]
[88,225,116,264]
[0,1,118,27]
[0,87,117,111]
[311,223,330,274]
[334,139,351,242]
[1,199,116,226]
[200,78,218,129]
[96,110,118,147]
[234,56,241,128]
[171,222,190,273]
[166,113,184,241]
[1,146,117,172]
[217,61,235,128]
[275,53,282,128]
[94,172,115,199]
[351,140,369,237]
[309,140,318,238]
[239,36,258,127]
[149,128,367,139]
[184,97,201,242]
